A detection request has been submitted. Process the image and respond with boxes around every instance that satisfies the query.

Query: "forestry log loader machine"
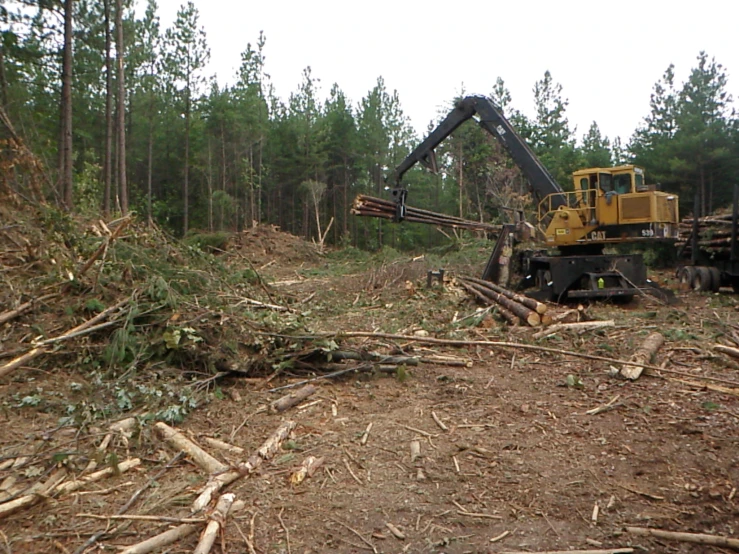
[387,96,680,301]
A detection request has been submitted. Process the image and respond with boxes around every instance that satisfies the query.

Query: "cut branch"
[270,384,317,413]
[0,458,140,519]
[621,332,664,380]
[193,493,235,554]
[626,526,739,550]
[273,331,739,388]
[154,422,228,474]
[0,294,58,326]
[191,420,295,513]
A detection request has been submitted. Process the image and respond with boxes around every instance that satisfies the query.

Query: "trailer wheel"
[692,266,713,292]
[677,266,695,291]
[708,267,722,292]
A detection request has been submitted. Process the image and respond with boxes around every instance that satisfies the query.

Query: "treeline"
[1,0,738,250]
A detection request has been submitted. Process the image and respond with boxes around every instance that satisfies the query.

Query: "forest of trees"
[2,0,738,251]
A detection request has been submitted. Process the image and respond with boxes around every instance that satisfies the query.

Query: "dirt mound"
[234,224,320,267]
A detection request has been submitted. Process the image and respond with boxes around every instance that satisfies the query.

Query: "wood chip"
[410,440,421,463]
[360,422,373,446]
[385,522,405,540]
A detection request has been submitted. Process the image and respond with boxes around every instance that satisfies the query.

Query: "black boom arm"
[387,95,567,219]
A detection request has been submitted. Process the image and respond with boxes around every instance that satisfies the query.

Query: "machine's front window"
[613,174,631,194]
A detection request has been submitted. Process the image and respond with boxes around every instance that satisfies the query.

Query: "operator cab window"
[635,173,644,190]
[598,173,613,193]
[613,174,631,194]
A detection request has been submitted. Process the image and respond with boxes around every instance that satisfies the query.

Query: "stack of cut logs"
[458,276,548,327]
[352,195,501,234]
[678,213,737,254]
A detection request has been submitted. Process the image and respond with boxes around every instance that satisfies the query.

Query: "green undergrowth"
[2,210,321,425]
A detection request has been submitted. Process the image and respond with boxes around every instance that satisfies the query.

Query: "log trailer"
[677,185,739,293]
[387,95,680,301]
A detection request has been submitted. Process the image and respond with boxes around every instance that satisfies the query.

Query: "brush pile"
[457,275,548,326]
[351,195,501,234]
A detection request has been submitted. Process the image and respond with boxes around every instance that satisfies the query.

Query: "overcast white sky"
[144,0,738,145]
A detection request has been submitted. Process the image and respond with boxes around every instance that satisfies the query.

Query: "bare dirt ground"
[1,222,739,554]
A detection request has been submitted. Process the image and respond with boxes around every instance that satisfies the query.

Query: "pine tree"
[580,122,612,168]
[529,70,577,188]
[164,1,210,235]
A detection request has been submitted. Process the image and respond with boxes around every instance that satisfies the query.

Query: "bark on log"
[462,276,548,314]
[501,550,633,554]
[621,332,665,380]
[328,351,419,365]
[714,344,739,359]
[193,493,235,554]
[119,523,198,554]
[0,347,47,379]
[460,281,539,326]
[459,281,520,325]
[270,384,317,413]
[626,526,739,550]
[532,320,615,340]
[0,458,140,519]
[154,422,228,474]
[352,195,501,233]
[0,293,58,326]
[202,437,245,456]
[191,420,295,513]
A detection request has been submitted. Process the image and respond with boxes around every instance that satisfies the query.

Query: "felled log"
[501,549,633,554]
[0,458,140,519]
[201,437,245,456]
[626,526,739,550]
[352,195,501,234]
[270,384,317,413]
[0,293,58,326]
[119,499,245,554]
[119,523,198,554]
[532,320,614,340]
[714,344,739,359]
[459,279,540,326]
[458,281,520,325]
[155,422,228,474]
[193,493,236,554]
[461,276,548,314]
[621,332,664,380]
[328,351,419,365]
[192,420,295,513]
[0,347,47,379]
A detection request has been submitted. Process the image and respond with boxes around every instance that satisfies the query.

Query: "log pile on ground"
[457,275,548,327]
[351,194,501,234]
[677,213,737,253]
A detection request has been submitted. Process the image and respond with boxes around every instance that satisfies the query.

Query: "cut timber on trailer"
[677,185,739,293]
